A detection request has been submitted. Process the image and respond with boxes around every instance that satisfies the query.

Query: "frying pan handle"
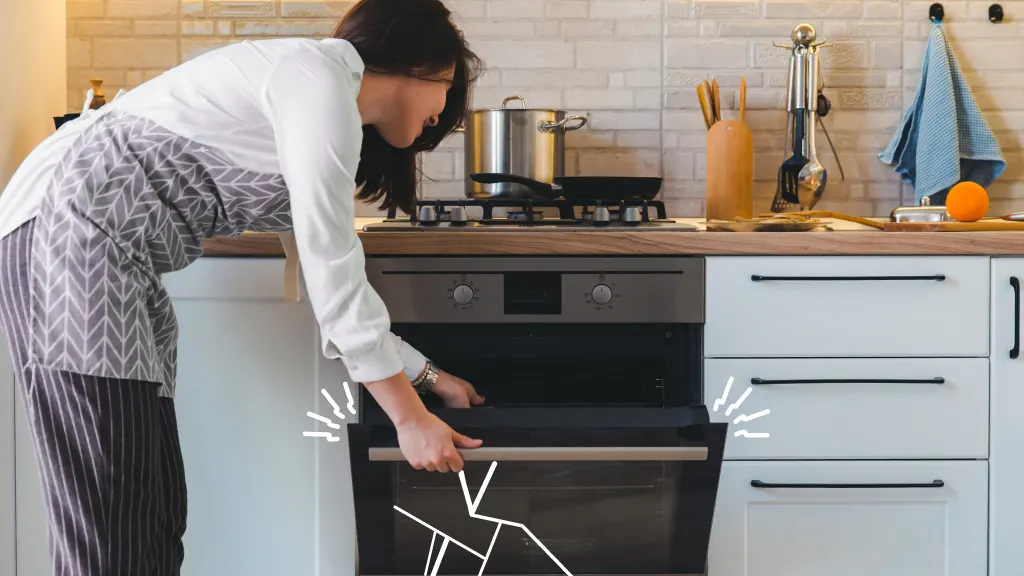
[469,173,559,198]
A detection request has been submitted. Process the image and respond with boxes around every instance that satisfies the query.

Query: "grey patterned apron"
[31,110,293,397]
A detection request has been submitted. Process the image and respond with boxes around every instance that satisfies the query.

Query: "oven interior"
[364,322,703,411]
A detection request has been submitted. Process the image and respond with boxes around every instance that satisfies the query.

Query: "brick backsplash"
[65,0,1024,217]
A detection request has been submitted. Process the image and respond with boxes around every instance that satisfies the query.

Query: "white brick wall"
[66,0,1024,217]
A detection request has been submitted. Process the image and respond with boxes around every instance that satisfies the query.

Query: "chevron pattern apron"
[29,110,294,397]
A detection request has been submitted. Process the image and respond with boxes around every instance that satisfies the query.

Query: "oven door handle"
[368,446,709,462]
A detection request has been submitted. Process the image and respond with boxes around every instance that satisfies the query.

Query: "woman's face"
[377,66,456,149]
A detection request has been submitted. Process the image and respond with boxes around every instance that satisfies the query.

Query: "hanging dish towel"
[879,22,1005,203]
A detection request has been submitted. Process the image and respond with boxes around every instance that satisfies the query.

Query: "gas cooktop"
[361,198,699,232]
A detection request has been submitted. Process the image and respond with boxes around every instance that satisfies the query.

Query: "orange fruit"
[945,182,989,222]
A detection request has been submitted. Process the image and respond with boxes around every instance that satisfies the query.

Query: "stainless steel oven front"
[349,257,726,576]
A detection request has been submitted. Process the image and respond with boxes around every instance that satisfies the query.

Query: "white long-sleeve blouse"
[0,37,427,385]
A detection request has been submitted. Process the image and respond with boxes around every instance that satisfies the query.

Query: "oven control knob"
[592,205,611,223]
[591,284,613,305]
[453,283,475,305]
[418,205,438,222]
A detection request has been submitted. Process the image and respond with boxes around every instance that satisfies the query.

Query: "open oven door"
[348,406,727,576]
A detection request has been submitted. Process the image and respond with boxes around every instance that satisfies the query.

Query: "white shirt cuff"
[339,334,404,384]
[391,333,428,380]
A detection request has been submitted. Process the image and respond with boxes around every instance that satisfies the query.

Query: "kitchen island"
[4,217,1022,576]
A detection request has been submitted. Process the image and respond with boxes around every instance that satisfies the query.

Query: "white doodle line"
[395,461,573,576]
[712,376,734,413]
[733,408,770,425]
[303,384,358,442]
[713,376,771,439]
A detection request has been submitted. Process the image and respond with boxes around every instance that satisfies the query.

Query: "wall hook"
[929,2,944,22]
[989,4,1004,22]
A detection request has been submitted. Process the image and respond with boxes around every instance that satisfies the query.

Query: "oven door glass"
[348,407,727,576]
[386,323,703,409]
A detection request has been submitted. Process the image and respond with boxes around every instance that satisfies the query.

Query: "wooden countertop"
[201,218,1024,256]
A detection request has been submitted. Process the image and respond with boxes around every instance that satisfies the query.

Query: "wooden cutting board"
[884,221,1024,232]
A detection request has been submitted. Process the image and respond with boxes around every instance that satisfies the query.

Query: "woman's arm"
[261,41,404,385]
[362,371,430,427]
[260,41,479,471]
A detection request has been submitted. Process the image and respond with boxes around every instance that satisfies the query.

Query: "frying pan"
[470,173,663,202]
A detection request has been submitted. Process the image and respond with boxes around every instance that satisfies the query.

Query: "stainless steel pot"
[460,96,587,199]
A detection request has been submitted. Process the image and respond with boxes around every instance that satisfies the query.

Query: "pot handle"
[502,95,527,109]
[539,115,588,133]
[453,95,528,132]
[470,173,559,198]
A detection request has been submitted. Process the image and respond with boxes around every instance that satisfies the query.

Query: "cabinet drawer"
[163,258,289,301]
[708,460,988,576]
[705,256,990,357]
[704,358,989,459]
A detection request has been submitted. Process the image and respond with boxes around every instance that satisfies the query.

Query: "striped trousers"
[0,219,188,575]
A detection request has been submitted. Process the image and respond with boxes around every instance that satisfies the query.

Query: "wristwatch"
[411,359,440,396]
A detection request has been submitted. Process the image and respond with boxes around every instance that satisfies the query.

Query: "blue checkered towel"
[879,22,1005,203]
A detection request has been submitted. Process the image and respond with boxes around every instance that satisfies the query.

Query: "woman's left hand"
[432,371,485,408]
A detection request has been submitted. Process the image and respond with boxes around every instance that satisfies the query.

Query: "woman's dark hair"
[332,0,482,215]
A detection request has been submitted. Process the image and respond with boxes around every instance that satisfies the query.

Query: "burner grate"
[388,197,670,225]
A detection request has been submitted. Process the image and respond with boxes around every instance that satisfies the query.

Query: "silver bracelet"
[411,359,440,396]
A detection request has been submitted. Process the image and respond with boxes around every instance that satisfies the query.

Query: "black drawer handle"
[751,479,945,489]
[751,274,946,282]
[751,377,945,385]
[1012,276,1020,360]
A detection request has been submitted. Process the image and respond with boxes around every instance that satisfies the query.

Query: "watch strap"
[411,360,439,395]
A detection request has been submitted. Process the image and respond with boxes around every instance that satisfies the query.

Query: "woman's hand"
[397,411,482,473]
[431,370,485,408]
[362,369,484,474]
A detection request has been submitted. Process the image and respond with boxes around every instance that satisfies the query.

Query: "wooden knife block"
[705,119,754,221]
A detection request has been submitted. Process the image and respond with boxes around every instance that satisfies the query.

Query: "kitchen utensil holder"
[705,119,754,222]
[771,23,842,212]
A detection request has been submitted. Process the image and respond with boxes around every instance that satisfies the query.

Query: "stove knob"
[448,205,468,223]
[592,205,610,223]
[622,206,643,223]
[591,283,612,305]
[453,283,475,305]
[418,205,438,222]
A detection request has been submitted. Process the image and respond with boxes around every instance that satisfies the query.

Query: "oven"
[349,257,726,576]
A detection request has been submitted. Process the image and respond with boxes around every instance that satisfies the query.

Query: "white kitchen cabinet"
[704,357,989,460]
[705,256,990,358]
[989,258,1024,576]
[2,329,51,576]
[1,330,14,576]
[163,257,357,576]
[708,460,989,576]
[14,388,50,576]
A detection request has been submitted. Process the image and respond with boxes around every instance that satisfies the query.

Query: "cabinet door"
[165,258,356,576]
[14,385,50,576]
[3,327,51,576]
[708,461,988,576]
[705,256,990,357]
[705,357,988,460]
[1,330,14,576]
[990,258,1024,576]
